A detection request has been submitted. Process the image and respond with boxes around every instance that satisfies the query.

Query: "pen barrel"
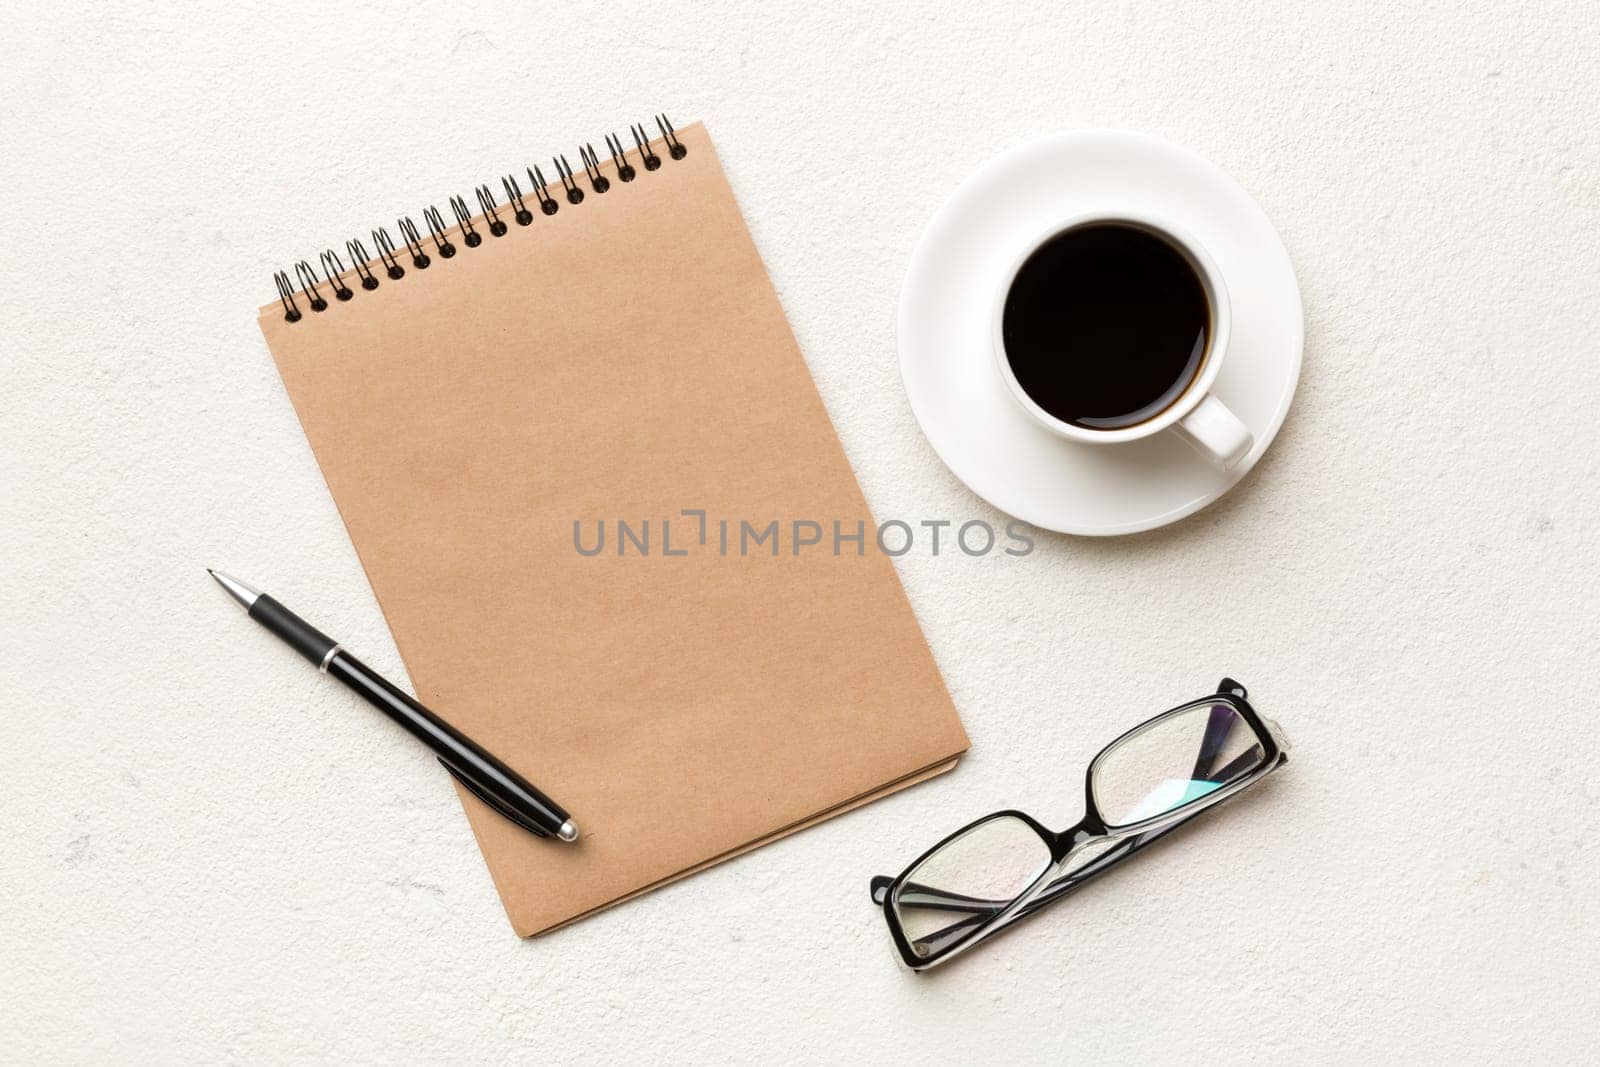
[248,594,338,667]
[324,651,568,835]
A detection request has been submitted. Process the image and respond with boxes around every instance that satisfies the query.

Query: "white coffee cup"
[992,212,1253,469]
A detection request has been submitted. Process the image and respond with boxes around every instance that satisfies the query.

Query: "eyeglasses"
[869,678,1289,970]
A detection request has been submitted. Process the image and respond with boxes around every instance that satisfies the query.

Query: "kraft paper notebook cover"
[256,119,969,935]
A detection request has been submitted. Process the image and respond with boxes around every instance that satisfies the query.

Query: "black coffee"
[1001,223,1209,430]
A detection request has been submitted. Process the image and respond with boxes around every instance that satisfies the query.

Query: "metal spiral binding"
[630,124,661,171]
[657,114,686,160]
[502,175,535,226]
[318,249,355,301]
[553,156,584,204]
[423,205,457,257]
[606,133,635,182]
[396,217,430,269]
[448,197,482,247]
[473,186,506,238]
[527,165,560,215]
[268,115,687,321]
[579,144,610,194]
[274,271,302,322]
[372,227,405,278]
[345,239,380,290]
[294,260,327,312]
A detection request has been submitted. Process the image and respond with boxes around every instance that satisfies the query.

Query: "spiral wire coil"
[272,114,685,323]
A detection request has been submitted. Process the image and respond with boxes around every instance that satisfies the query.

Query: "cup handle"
[1173,394,1253,470]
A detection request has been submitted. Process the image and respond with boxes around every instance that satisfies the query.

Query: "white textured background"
[5,1,1599,1062]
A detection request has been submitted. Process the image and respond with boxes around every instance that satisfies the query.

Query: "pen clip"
[437,757,551,838]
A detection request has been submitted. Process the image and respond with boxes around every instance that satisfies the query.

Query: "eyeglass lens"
[890,815,1052,958]
[1091,700,1265,827]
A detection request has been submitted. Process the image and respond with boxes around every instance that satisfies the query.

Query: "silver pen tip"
[208,569,262,610]
[557,820,579,842]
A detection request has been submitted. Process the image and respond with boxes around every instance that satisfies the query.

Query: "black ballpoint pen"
[208,569,578,843]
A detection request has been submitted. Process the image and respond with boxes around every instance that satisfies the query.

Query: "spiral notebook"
[256,117,969,935]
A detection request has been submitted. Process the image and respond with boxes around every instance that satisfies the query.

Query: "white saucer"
[898,130,1303,536]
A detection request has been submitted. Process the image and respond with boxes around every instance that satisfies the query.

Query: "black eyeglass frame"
[870,678,1289,971]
